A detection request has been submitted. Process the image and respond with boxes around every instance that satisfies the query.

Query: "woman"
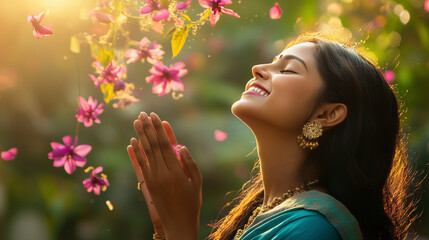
[126,32,416,239]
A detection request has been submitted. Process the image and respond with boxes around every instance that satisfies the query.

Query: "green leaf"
[90,43,114,66]
[182,14,192,23]
[100,83,116,103]
[171,24,192,58]
[70,35,80,54]
[165,26,176,37]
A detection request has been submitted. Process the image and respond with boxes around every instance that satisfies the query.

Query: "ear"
[313,103,347,129]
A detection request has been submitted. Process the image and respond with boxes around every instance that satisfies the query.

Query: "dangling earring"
[297,120,323,150]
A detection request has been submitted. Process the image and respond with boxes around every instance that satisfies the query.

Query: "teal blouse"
[239,190,363,240]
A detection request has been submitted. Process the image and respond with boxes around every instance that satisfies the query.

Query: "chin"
[231,98,265,128]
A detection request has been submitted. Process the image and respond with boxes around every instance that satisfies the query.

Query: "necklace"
[233,179,319,240]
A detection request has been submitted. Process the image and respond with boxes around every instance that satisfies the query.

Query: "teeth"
[248,86,269,96]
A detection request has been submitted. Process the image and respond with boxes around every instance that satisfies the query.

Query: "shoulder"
[273,209,342,240]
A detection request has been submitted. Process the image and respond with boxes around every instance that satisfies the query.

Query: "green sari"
[239,190,363,240]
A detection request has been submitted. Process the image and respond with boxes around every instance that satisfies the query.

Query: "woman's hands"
[129,112,202,240]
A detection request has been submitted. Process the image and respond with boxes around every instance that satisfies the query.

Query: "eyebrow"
[273,54,308,71]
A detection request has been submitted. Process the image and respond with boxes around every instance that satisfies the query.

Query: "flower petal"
[152,9,170,22]
[1,148,17,161]
[221,7,240,18]
[64,159,76,174]
[93,166,103,174]
[269,3,282,20]
[36,25,53,35]
[215,130,227,141]
[198,0,211,8]
[53,158,66,167]
[74,144,92,157]
[140,5,153,14]
[210,10,221,27]
[62,136,73,147]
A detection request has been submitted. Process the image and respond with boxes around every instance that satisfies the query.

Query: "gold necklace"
[233,179,319,240]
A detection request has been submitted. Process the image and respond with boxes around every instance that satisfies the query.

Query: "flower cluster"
[24,0,244,201]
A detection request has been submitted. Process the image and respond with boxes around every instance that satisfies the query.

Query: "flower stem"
[74,54,81,140]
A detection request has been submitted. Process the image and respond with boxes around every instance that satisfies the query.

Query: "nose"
[252,64,270,80]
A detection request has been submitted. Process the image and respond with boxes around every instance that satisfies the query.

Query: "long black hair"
[208,32,418,240]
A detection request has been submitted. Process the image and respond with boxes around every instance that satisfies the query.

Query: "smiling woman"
[127,32,418,240]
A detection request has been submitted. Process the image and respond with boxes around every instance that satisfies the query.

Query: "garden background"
[0,0,428,239]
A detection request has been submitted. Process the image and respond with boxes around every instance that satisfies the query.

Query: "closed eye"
[280,70,297,74]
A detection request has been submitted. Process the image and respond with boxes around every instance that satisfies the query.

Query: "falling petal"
[106,200,114,211]
[176,0,191,10]
[1,147,17,161]
[270,2,282,19]
[215,130,227,141]
[384,70,395,84]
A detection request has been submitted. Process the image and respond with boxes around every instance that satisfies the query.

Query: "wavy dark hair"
[207,32,419,240]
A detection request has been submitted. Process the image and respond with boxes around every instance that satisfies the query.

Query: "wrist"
[164,222,199,240]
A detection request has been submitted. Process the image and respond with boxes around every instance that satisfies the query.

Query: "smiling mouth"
[244,86,270,96]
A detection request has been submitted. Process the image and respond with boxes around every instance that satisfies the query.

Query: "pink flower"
[384,70,395,84]
[172,144,184,157]
[176,0,192,10]
[269,3,282,19]
[198,0,240,27]
[1,147,17,161]
[125,37,165,64]
[140,0,170,22]
[89,59,126,86]
[76,96,104,127]
[214,130,227,141]
[425,0,429,12]
[146,61,187,96]
[48,136,92,174]
[90,11,114,24]
[27,12,53,39]
[83,166,109,195]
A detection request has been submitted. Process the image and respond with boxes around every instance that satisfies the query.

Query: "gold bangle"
[153,233,166,240]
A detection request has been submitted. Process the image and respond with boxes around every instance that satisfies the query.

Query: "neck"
[252,124,319,206]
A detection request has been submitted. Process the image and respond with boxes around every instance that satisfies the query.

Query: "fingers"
[130,138,151,179]
[127,145,144,182]
[179,146,202,185]
[162,121,178,146]
[134,119,158,171]
[139,112,167,172]
[150,113,181,171]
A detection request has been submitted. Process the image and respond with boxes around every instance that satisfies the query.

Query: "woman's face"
[231,42,324,132]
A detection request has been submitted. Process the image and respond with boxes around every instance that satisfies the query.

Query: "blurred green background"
[0,0,428,239]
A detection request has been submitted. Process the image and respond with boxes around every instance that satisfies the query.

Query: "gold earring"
[297,120,323,150]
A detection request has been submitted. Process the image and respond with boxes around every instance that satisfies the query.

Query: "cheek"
[267,78,318,127]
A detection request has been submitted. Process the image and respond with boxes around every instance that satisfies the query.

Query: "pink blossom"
[140,0,170,22]
[198,0,240,27]
[269,3,282,19]
[384,70,395,84]
[125,37,165,64]
[172,144,184,158]
[176,0,192,10]
[76,96,104,127]
[90,11,114,24]
[1,147,17,161]
[146,61,187,96]
[48,136,91,174]
[83,166,109,195]
[425,0,429,12]
[27,12,53,39]
[89,59,126,86]
[214,130,227,141]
